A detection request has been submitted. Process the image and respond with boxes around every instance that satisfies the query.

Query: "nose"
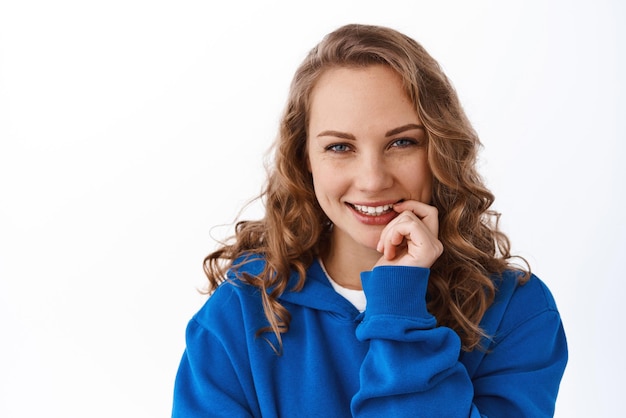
[353,152,393,193]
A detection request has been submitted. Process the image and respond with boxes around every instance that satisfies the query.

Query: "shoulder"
[496,270,559,313]
[487,270,562,340]
[227,253,268,280]
[192,255,268,331]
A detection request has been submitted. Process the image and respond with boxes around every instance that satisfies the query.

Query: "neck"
[321,232,380,290]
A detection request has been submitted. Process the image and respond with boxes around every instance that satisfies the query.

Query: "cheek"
[403,161,433,200]
[310,163,348,205]
[421,172,434,202]
[312,168,337,198]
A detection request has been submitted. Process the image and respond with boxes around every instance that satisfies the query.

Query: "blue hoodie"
[172,258,567,417]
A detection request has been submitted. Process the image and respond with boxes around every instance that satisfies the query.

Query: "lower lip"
[348,205,399,225]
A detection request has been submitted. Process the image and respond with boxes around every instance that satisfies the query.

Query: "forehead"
[308,65,419,131]
[312,65,406,99]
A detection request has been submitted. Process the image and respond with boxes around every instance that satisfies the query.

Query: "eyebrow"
[316,123,425,140]
[385,123,425,137]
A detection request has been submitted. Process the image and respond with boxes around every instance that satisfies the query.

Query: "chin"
[356,233,384,253]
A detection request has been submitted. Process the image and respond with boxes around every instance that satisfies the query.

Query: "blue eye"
[390,138,417,148]
[326,143,351,153]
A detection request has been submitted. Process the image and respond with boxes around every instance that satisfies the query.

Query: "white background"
[1,0,623,416]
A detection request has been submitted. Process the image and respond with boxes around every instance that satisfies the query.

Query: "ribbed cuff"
[361,266,432,321]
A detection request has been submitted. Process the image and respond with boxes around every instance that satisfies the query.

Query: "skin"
[307,65,443,289]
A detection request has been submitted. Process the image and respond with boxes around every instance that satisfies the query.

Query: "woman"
[172,24,567,417]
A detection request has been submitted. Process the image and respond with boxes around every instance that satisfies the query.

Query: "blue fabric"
[172,258,567,417]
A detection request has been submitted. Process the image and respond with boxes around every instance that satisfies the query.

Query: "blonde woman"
[173,24,567,417]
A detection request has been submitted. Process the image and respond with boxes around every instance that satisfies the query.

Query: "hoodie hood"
[279,259,361,319]
[230,255,360,319]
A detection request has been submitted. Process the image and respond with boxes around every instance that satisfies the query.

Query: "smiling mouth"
[350,203,395,216]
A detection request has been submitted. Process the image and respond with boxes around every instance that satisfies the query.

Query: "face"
[307,65,432,254]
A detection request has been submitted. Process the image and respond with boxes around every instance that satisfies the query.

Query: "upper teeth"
[353,204,393,215]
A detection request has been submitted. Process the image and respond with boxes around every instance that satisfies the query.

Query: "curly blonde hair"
[204,23,528,352]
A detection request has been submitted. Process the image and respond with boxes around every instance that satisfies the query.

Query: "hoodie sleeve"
[172,276,267,418]
[172,318,255,418]
[352,265,566,418]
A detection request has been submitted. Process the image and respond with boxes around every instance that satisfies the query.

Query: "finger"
[381,228,405,260]
[393,200,439,237]
[376,211,412,253]
[378,215,417,259]
[383,240,396,260]
[377,216,442,267]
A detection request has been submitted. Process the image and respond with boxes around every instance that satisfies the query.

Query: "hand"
[375,200,443,268]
